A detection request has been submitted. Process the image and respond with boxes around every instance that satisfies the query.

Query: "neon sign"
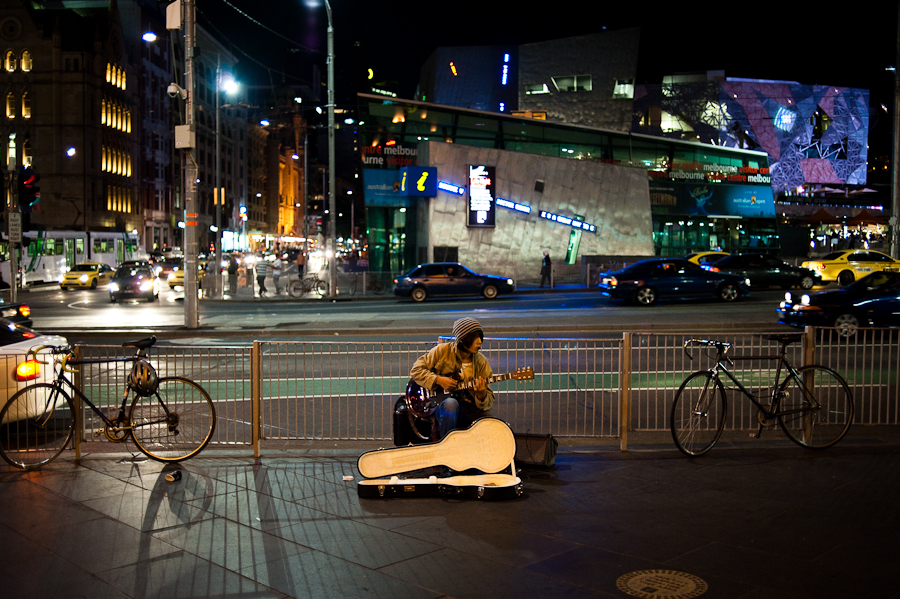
[467,165,496,228]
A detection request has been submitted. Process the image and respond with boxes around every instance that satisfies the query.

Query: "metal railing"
[43,327,900,455]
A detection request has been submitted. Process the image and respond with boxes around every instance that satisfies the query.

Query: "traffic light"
[17,167,40,212]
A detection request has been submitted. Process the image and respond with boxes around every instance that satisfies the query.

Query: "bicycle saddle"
[122,336,157,350]
[759,332,803,345]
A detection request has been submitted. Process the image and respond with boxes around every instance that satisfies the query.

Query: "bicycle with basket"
[0,336,216,470]
[671,332,854,456]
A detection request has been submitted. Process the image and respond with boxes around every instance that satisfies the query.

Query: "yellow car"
[684,251,729,268]
[167,263,206,288]
[59,262,114,290]
[801,250,900,286]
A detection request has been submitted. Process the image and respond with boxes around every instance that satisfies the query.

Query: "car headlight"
[168,273,176,282]
[506,278,514,285]
[801,294,811,305]
[79,274,89,283]
[109,282,120,292]
[744,278,751,286]
[139,280,153,292]
[784,292,793,303]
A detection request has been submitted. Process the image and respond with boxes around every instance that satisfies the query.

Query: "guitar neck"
[458,372,515,391]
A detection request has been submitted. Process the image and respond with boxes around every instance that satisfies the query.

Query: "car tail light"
[393,278,399,284]
[805,262,824,272]
[18,305,30,318]
[705,266,720,272]
[16,359,40,381]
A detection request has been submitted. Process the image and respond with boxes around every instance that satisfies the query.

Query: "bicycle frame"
[49,353,141,433]
[705,350,817,421]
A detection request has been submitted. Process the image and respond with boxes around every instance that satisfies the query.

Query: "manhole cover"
[616,570,708,599]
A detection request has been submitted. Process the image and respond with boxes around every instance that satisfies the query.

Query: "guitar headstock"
[511,367,534,380]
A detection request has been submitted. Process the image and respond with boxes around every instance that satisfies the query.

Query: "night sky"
[199,1,900,155]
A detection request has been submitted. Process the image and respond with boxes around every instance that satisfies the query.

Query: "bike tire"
[372,278,386,295]
[777,365,854,449]
[288,280,306,298]
[670,371,727,456]
[315,280,328,296]
[349,277,359,296]
[0,383,75,470]
[129,377,216,462]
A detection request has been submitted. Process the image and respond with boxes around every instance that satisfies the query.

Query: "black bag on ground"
[392,397,433,446]
[514,432,558,467]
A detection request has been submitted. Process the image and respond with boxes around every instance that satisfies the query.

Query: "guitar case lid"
[357,417,515,479]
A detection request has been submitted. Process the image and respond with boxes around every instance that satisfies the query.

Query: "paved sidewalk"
[1,433,898,599]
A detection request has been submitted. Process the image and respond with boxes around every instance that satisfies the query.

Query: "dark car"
[597,258,750,306]
[709,253,820,290]
[109,266,159,303]
[778,270,900,336]
[393,262,515,302]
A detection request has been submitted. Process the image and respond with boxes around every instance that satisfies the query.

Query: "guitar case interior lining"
[357,418,523,500]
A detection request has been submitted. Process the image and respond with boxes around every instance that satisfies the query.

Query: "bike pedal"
[94,428,104,437]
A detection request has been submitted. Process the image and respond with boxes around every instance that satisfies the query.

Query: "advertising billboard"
[467,165,496,228]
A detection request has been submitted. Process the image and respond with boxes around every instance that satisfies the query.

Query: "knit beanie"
[453,317,483,345]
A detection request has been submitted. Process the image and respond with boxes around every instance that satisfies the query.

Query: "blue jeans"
[435,397,490,439]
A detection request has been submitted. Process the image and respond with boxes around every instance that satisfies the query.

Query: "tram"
[0,231,144,286]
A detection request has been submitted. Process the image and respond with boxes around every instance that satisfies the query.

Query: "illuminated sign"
[539,211,597,232]
[438,181,464,194]
[467,165,496,228]
[774,106,796,131]
[399,167,437,197]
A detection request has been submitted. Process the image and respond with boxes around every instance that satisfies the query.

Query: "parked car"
[59,262,114,290]
[0,302,32,328]
[597,258,750,306]
[801,250,900,286]
[778,270,900,336]
[709,253,819,289]
[684,251,729,268]
[167,262,206,289]
[393,262,515,302]
[109,266,159,302]
[0,320,67,423]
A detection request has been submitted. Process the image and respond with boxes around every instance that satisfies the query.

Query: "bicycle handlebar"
[683,338,733,363]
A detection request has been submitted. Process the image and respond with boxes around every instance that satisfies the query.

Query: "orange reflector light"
[18,305,30,317]
[16,359,40,381]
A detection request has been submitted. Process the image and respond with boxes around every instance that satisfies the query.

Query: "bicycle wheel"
[371,278,386,295]
[349,277,359,296]
[777,365,853,449]
[670,371,727,456]
[314,280,328,296]
[129,377,216,462]
[0,383,75,470]
[288,280,306,298]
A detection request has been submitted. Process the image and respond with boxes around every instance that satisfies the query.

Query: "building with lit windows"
[358,93,773,277]
[1,0,142,241]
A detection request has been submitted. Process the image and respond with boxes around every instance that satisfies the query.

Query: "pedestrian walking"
[273,255,284,294]
[540,250,552,288]
[256,257,270,296]
[227,255,239,293]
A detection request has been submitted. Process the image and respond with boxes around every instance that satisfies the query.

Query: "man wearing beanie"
[409,317,495,439]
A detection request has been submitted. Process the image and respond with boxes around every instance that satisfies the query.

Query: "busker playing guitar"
[409,318,494,440]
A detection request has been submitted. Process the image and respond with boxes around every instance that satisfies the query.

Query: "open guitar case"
[357,418,524,500]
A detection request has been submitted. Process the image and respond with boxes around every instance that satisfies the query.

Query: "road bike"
[0,336,216,470]
[288,273,328,298]
[671,332,854,456]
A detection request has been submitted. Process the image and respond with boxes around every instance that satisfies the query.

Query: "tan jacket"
[410,341,495,411]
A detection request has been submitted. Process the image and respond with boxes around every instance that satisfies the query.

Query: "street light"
[215,57,239,298]
[325,0,337,298]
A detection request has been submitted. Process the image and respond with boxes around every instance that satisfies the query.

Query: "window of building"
[525,83,550,95]
[551,75,591,92]
[6,92,15,118]
[613,78,634,99]
[21,92,30,118]
[5,50,15,72]
[20,50,31,72]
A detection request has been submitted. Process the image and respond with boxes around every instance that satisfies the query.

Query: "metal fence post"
[619,333,632,451]
[72,344,84,460]
[251,341,261,458]
[802,325,816,366]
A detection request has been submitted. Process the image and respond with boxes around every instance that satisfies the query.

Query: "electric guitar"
[405,367,535,418]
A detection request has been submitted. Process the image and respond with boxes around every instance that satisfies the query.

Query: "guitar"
[405,366,535,418]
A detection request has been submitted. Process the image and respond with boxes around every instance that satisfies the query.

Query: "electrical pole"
[183,0,199,327]
[6,134,18,303]
[892,1,900,258]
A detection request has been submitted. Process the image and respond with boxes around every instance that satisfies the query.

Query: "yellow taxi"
[684,251,729,268]
[167,263,206,288]
[801,250,900,286]
[59,262,114,290]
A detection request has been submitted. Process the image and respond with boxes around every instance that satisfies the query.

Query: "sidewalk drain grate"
[616,570,708,598]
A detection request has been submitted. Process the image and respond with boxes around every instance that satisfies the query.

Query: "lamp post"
[215,57,239,298]
[325,0,337,298]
